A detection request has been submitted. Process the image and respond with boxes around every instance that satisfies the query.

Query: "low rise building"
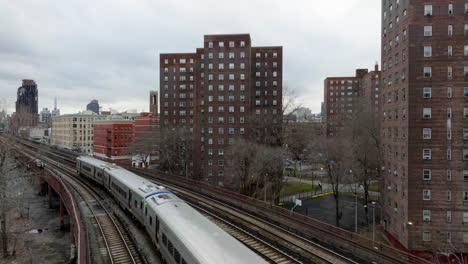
[50,111,103,153]
[93,118,134,161]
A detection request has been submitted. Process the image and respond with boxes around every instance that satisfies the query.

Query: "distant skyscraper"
[51,97,60,117]
[14,79,39,127]
[87,99,99,114]
[150,91,158,115]
[40,108,51,123]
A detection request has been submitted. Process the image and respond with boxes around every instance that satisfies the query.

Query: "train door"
[128,190,132,209]
[155,215,160,243]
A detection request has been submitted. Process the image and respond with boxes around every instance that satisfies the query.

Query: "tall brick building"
[324,65,380,136]
[160,34,282,184]
[14,79,39,127]
[381,0,468,253]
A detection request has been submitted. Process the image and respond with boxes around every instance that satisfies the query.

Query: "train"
[76,156,267,264]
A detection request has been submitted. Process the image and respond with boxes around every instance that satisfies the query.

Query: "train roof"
[153,196,267,263]
[78,157,266,263]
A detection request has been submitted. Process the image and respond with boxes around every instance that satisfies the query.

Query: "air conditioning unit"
[424,114,431,119]
[424,156,431,160]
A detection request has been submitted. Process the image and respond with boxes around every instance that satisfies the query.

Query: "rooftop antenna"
[54,97,57,110]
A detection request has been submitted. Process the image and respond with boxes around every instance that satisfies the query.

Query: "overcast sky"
[0,0,380,115]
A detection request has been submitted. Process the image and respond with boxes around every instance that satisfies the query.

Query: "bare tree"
[311,134,353,227]
[225,138,284,203]
[0,137,33,258]
[125,126,160,168]
[157,127,194,178]
[284,122,313,177]
[224,138,257,196]
[342,99,382,222]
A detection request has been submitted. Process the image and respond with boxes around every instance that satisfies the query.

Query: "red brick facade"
[381,0,468,253]
[93,120,134,161]
[324,66,381,136]
[160,34,282,184]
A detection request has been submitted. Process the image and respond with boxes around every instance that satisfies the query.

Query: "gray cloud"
[0,0,380,114]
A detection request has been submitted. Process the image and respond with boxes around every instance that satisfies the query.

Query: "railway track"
[12,137,352,263]
[138,170,358,264]
[10,137,433,264]
[190,202,301,264]
[13,141,142,264]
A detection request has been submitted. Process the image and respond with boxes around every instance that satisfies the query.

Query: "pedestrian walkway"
[280,176,380,203]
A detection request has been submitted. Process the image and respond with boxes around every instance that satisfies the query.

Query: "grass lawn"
[280,181,319,198]
[368,184,380,192]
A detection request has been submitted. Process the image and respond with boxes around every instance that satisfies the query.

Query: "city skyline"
[0,0,380,115]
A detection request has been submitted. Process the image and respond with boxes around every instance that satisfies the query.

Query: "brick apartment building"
[160,34,282,184]
[93,118,134,161]
[324,65,381,136]
[381,0,468,253]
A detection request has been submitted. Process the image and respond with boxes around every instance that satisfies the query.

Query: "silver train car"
[76,156,267,264]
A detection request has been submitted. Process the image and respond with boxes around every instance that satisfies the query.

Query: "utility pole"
[355,193,358,233]
[372,201,377,242]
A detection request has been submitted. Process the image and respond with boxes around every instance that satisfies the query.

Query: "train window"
[162,233,167,246]
[174,248,181,263]
[140,201,143,209]
[145,207,147,216]
[134,200,137,208]
[168,240,174,255]
[149,216,152,226]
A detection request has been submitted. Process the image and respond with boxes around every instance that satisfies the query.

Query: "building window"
[423,189,431,200]
[424,46,432,57]
[423,210,431,222]
[423,149,431,160]
[423,231,431,242]
[464,212,468,223]
[424,4,432,16]
[447,148,452,160]
[240,41,245,47]
[423,87,431,98]
[423,169,431,180]
[464,191,468,201]
[424,26,432,36]
[447,190,452,201]
[448,66,453,80]
[423,128,431,139]
[449,3,454,15]
[423,108,432,119]
[448,46,453,56]
[448,87,453,98]
[448,25,453,36]
[208,42,213,48]
[464,108,468,118]
[424,67,432,77]
[464,149,468,160]
[446,211,453,224]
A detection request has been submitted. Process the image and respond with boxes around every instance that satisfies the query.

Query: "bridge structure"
[8,136,433,264]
